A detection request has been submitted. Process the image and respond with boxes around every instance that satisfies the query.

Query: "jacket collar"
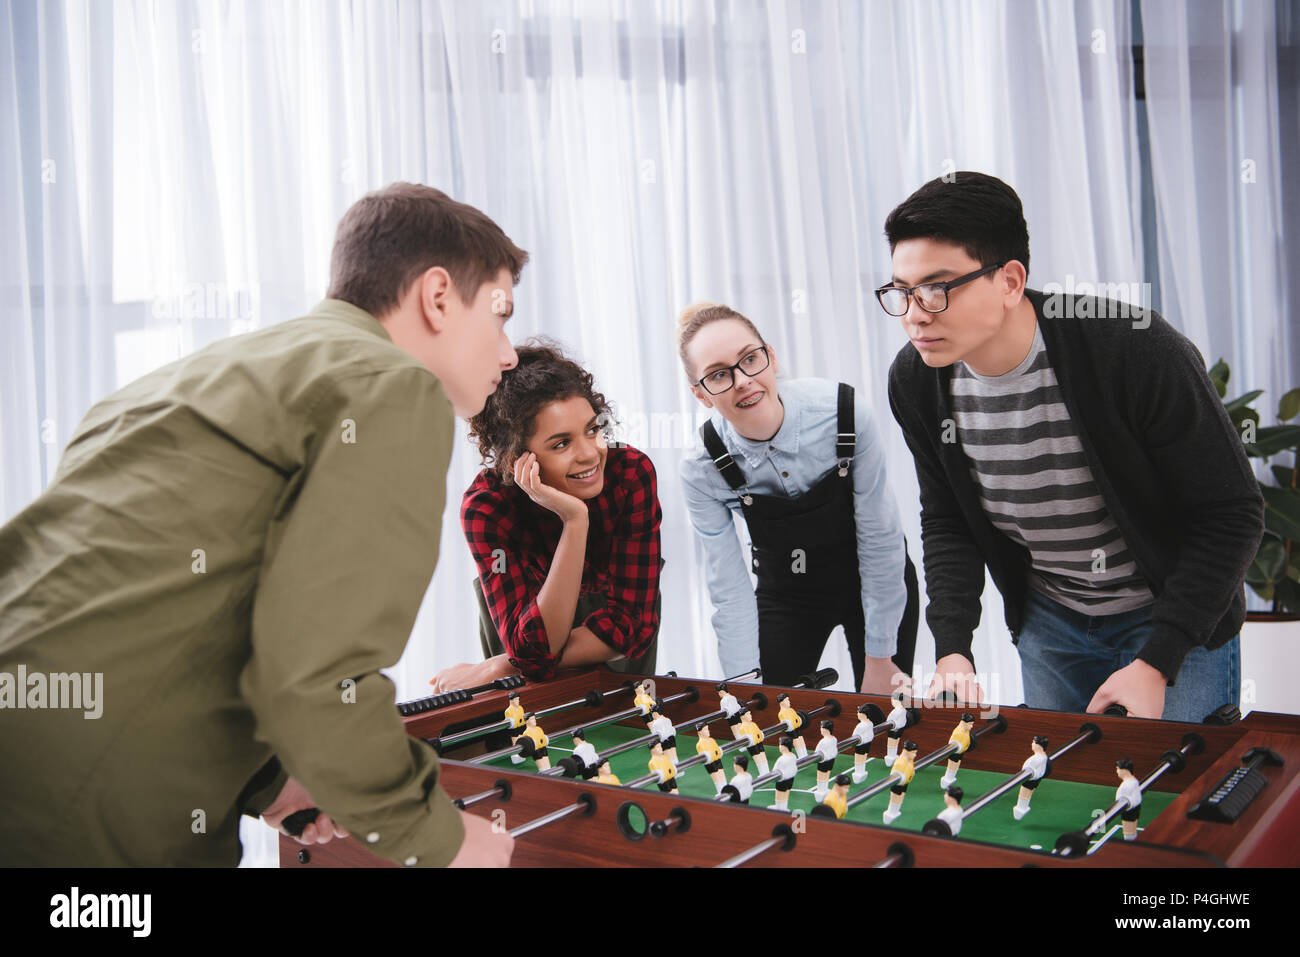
[305,299,393,342]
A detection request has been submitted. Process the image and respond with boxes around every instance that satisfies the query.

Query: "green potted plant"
[1210,360,1300,619]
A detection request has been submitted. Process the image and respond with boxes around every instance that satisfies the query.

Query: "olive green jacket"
[0,300,464,866]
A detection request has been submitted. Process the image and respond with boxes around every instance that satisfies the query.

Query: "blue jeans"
[1016,588,1240,722]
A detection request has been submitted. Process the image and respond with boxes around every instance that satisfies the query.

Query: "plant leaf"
[1245,425,1300,458]
[1271,464,1298,489]
[1224,390,1264,413]
[1246,535,1287,586]
[1280,388,1300,423]
[1262,485,1300,542]
[1231,408,1260,436]
[1208,359,1229,398]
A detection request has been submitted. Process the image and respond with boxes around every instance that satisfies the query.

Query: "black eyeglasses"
[695,346,770,395]
[875,262,1006,316]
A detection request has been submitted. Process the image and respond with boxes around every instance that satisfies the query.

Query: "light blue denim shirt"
[678,377,907,677]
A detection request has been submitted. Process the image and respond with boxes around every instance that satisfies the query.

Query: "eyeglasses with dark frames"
[695,345,771,395]
[874,262,1006,317]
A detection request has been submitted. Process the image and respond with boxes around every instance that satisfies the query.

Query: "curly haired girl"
[429,340,662,690]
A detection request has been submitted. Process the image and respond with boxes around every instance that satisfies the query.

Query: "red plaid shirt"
[461,445,663,680]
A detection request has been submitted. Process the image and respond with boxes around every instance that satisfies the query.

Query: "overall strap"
[700,420,748,491]
[836,382,855,476]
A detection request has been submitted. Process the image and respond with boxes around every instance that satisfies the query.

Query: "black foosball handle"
[399,674,527,716]
[1203,703,1241,725]
[399,689,473,716]
[797,668,838,690]
[281,808,321,838]
[1103,703,1128,718]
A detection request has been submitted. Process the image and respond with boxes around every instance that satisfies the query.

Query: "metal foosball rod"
[837,713,1009,813]
[667,668,842,777]
[464,669,833,796]
[541,669,836,790]
[1053,731,1206,857]
[729,701,916,810]
[429,682,636,753]
[507,792,598,839]
[871,842,916,868]
[472,685,704,767]
[557,688,760,777]
[285,672,754,837]
[712,686,852,774]
[452,778,513,810]
[709,699,847,800]
[714,824,797,869]
[920,722,1103,837]
[623,702,790,793]
[585,691,773,789]
[469,668,762,769]
[797,715,928,816]
[707,714,856,792]
[601,691,785,796]
[554,685,775,781]
[1132,731,1206,794]
[549,683,776,777]
[648,807,691,838]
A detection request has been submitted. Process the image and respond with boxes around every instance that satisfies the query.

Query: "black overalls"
[700,383,918,688]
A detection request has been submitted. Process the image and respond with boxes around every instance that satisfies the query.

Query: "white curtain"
[1141,0,1295,378]
[4,0,1293,862]
[1140,0,1300,613]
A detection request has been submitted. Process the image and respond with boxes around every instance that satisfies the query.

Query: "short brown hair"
[327,182,529,316]
[675,302,766,382]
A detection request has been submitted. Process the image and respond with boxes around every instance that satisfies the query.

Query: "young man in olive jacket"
[0,184,523,866]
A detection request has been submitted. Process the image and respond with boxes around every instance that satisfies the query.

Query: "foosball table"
[280,669,1300,868]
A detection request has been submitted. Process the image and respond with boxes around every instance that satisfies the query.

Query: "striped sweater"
[949,323,1154,615]
[888,289,1264,684]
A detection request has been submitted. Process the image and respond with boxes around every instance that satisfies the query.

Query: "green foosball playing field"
[484,723,1178,853]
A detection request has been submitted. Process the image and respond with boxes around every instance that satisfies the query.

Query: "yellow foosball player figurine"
[734,709,770,776]
[776,692,808,758]
[595,758,621,787]
[648,739,679,795]
[939,712,975,790]
[882,740,918,824]
[1115,758,1143,841]
[518,713,551,771]
[505,690,527,765]
[695,722,727,794]
[821,773,851,819]
[634,681,656,725]
[1013,736,1050,820]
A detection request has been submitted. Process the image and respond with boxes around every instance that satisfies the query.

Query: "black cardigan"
[887,288,1264,684]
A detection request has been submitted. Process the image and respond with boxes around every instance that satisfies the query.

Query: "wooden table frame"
[280,671,1300,868]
